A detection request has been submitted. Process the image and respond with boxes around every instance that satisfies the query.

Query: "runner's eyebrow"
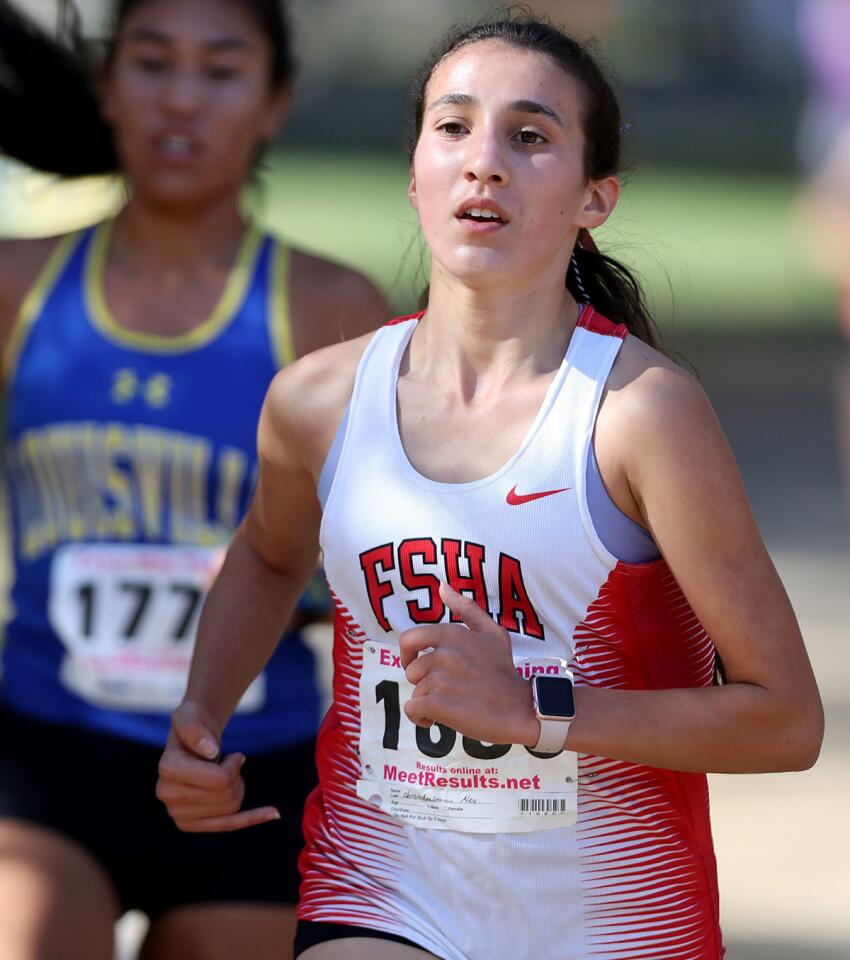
[509,99,563,127]
[427,93,474,111]
[125,28,256,53]
[427,94,563,127]
[204,37,256,54]
[125,28,171,45]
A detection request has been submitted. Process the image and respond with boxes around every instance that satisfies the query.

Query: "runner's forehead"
[118,0,267,52]
[424,40,583,130]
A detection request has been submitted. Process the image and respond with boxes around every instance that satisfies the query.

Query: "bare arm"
[568,355,823,772]
[157,335,370,831]
[289,250,392,357]
[281,255,389,627]
[0,236,62,375]
[181,412,323,732]
[401,344,823,774]
[182,327,377,728]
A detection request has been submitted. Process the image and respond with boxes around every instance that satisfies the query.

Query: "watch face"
[535,676,576,720]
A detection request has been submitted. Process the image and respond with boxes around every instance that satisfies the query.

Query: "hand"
[399,583,539,747]
[156,700,280,833]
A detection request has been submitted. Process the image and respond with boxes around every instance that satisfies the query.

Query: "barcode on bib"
[519,798,568,814]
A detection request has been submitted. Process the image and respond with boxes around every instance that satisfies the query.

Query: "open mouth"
[459,207,506,224]
[153,134,200,160]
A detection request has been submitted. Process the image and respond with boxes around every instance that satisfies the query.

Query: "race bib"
[48,544,265,713]
[356,642,577,833]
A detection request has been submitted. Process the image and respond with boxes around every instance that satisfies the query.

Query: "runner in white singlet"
[158,13,824,960]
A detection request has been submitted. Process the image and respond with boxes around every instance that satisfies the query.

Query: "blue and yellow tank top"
[1,221,321,752]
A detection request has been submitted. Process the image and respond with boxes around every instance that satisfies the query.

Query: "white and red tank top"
[300,310,725,960]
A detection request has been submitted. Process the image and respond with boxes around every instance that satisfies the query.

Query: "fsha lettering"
[359,538,544,639]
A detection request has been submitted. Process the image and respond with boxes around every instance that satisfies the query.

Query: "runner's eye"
[514,128,547,145]
[136,56,168,74]
[437,121,467,137]
[206,64,240,82]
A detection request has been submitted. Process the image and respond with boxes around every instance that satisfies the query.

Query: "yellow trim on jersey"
[85,219,263,354]
[2,231,83,383]
[269,240,296,367]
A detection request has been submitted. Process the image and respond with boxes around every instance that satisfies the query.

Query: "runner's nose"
[463,130,509,186]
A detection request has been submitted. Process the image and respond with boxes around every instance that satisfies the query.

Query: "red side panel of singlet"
[572,558,724,959]
[298,593,407,927]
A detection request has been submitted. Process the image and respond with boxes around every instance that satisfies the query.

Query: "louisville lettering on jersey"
[358,538,544,640]
[7,423,252,560]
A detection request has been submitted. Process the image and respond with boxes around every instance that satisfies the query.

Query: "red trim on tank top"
[384,311,424,326]
[386,308,628,339]
[577,306,628,339]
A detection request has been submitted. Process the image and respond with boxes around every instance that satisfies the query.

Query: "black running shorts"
[0,705,317,917]
[294,921,437,957]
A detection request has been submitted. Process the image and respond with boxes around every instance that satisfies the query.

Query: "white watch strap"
[533,716,572,753]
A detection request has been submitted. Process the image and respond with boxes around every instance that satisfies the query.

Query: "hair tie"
[570,251,590,304]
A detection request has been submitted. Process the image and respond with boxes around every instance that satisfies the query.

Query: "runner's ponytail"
[0,0,119,175]
[567,229,661,349]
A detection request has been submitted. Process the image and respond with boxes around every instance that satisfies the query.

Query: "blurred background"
[2,1,849,958]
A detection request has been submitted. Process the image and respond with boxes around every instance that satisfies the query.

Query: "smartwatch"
[531,671,576,753]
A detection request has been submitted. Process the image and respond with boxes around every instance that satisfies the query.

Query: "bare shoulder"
[288,247,391,354]
[601,334,715,443]
[594,334,727,523]
[0,235,64,336]
[260,330,377,479]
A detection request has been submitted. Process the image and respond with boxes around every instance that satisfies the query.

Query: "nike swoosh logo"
[506,485,571,506]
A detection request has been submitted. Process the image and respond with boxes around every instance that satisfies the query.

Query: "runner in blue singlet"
[0,1,388,958]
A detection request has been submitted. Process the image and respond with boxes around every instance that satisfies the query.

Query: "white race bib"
[49,544,265,713]
[356,642,577,833]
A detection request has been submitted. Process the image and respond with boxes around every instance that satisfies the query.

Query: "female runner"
[0,1,387,958]
[158,13,824,960]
